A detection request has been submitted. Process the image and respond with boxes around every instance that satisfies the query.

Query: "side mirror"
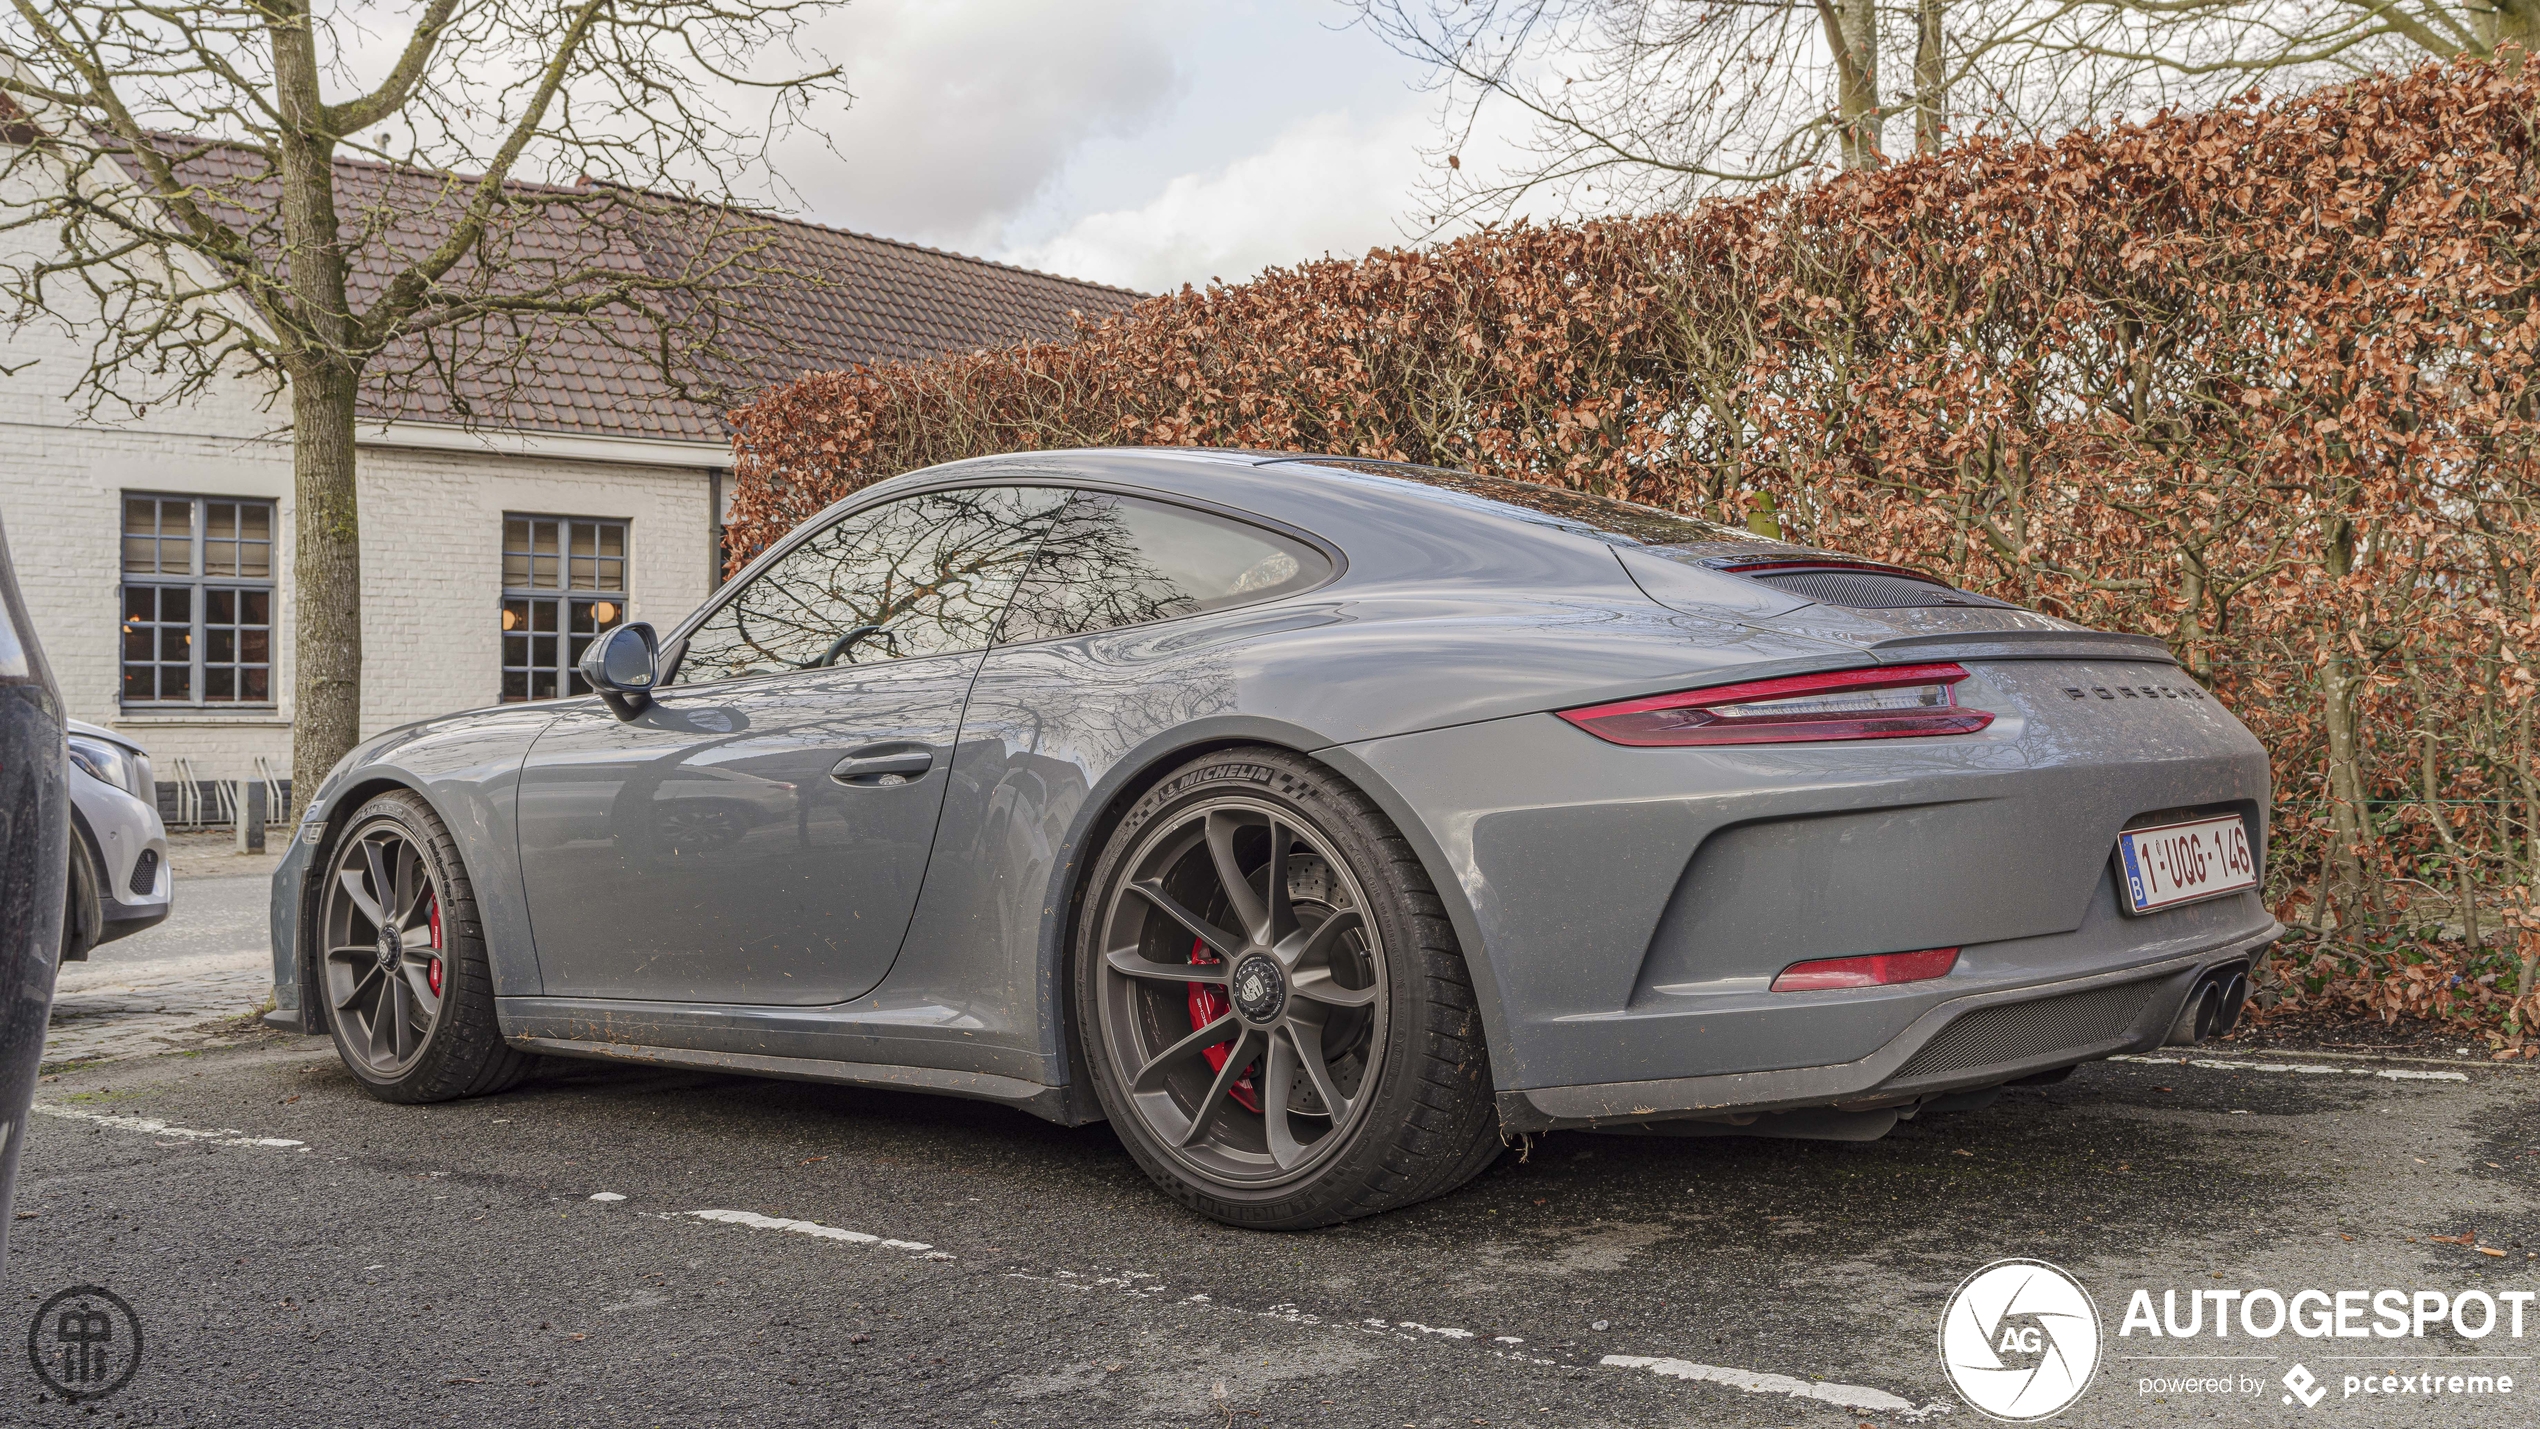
[579,622,659,720]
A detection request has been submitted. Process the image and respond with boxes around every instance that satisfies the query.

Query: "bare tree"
[0,0,849,810]
[1358,0,2520,225]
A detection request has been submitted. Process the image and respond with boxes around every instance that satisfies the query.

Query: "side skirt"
[507,1035,1101,1126]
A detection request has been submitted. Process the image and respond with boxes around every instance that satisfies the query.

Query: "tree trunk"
[1838,0,1882,170]
[289,360,363,818]
[1915,0,1945,155]
[269,0,366,819]
[2320,649,2372,928]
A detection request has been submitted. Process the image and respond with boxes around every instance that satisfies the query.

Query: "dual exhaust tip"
[2165,962,2251,1046]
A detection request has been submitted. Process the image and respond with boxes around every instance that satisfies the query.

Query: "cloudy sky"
[764,1,1472,294]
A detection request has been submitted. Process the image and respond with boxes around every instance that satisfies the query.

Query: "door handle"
[829,748,934,787]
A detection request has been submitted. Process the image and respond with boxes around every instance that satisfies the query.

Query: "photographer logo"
[1940,1259,2102,1421]
[26,1284,142,1403]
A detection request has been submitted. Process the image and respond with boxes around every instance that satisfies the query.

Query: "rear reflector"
[1556,663,1993,747]
[1771,947,1960,993]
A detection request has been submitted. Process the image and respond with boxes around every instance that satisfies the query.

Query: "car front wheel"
[1074,748,1500,1229]
[319,790,537,1103]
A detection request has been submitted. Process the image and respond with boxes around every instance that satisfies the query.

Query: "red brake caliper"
[426,896,445,997]
[1185,936,1260,1111]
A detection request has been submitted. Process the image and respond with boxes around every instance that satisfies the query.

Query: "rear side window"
[674,485,1070,683]
[997,492,1329,644]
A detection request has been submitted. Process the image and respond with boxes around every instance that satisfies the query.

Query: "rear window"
[1261,456,1774,551]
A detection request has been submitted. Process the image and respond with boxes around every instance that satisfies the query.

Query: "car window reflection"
[997,492,1330,645]
[676,485,1071,684]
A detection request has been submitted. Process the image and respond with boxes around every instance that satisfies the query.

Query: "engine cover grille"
[1749,568,2010,610]
[1893,980,2158,1080]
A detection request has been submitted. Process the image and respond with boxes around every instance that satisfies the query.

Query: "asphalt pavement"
[9,866,2538,1427]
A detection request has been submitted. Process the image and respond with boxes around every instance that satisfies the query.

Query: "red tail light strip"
[1772,947,1960,992]
[1556,663,1994,747]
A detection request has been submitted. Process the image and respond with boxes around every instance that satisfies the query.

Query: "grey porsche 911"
[270,448,2278,1228]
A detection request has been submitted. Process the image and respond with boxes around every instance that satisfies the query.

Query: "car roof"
[895,446,1800,559]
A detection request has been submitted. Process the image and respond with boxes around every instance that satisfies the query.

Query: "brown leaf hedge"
[729,58,2540,1037]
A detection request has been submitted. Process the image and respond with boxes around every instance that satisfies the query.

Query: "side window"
[672,485,1069,685]
[997,492,1331,645]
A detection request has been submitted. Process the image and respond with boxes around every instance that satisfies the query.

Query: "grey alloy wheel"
[321,815,448,1076]
[1092,795,1389,1188]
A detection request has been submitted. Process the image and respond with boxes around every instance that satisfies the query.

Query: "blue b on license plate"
[2116,814,2257,914]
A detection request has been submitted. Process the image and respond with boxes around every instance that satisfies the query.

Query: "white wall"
[0,372,720,787]
[356,445,717,730]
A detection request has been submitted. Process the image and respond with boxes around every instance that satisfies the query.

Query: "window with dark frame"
[501,515,628,701]
[120,494,275,706]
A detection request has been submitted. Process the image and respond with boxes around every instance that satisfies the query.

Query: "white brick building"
[0,152,1137,818]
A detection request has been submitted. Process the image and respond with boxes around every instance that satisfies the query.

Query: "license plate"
[2116,814,2257,914]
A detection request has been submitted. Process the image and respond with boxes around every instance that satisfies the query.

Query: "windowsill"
[112,712,290,727]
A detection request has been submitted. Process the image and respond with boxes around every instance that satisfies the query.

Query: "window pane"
[161,587,189,622]
[998,494,1330,644]
[241,504,270,542]
[122,536,156,572]
[532,520,560,589]
[200,582,272,706]
[123,665,153,700]
[243,668,268,701]
[674,486,1068,685]
[124,587,152,621]
[596,558,624,593]
[599,525,624,559]
[161,663,190,700]
[237,516,271,578]
[502,670,527,700]
[206,502,236,541]
[158,627,188,660]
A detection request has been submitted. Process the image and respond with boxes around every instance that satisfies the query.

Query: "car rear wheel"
[1074,748,1500,1229]
[319,790,537,1104]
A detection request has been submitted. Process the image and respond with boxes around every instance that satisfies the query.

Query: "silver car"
[269,450,2277,1227]
[65,719,169,959]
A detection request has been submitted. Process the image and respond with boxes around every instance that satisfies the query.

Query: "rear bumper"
[1496,921,2277,1131]
[1347,654,2278,1107]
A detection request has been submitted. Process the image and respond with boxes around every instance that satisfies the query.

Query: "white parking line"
[683,1208,948,1257]
[2112,1055,2469,1082]
[1007,1254,1947,1412]
[30,1102,306,1148]
[1602,1354,1948,1418]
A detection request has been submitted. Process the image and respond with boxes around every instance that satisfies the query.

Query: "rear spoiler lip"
[1867,630,2179,665]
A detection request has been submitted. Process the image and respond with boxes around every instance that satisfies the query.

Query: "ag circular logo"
[26,1284,143,1403]
[1939,1258,2100,1421]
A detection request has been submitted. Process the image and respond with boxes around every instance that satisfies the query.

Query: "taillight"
[1556,662,1993,747]
[1772,947,1959,992]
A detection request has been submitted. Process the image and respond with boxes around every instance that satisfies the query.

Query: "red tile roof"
[141,138,1142,445]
